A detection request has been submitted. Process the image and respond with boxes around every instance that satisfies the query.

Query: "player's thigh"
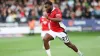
[57,32,69,43]
[41,31,48,39]
[46,30,57,39]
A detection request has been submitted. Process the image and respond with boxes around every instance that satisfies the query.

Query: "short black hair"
[45,1,52,5]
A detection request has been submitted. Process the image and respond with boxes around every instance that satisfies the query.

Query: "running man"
[43,1,83,56]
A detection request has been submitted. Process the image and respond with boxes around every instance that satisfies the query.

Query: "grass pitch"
[0,31,100,56]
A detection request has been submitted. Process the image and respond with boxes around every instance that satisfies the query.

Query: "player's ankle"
[77,50,83,56]
[46,49,51,56]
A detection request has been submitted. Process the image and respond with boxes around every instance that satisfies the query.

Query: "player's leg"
[41,31,51,49]
[64,42,83,56]
[57,32,83,56]
[43,33,54,56]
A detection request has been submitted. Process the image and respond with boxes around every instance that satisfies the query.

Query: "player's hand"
[43,12,49,19]
[45,15,50,20]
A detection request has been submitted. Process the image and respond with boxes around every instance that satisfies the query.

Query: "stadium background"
[0,0,100,56]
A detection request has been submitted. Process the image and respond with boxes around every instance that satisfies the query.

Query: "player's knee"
[43,37,49,42]
[43,38,47,41]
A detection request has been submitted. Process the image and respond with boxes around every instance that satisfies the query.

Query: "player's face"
[45,4,52,12]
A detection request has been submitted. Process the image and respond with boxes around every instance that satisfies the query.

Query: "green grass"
[0,31,100,56]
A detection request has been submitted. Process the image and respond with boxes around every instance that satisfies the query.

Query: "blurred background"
[0,0,100,56]
[0,0,100,37]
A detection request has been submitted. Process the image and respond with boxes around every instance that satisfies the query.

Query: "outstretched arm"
[46,14,62,22]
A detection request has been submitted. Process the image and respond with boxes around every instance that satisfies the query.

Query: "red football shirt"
[40,16,49,31]
[48,7,64,32]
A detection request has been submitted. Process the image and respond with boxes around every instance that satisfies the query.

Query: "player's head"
[45,1,53,13]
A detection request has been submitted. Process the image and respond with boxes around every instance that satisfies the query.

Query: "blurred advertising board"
[0,27,30,34]
[65,26,82,31]
[92,26,100,31]
[0,22,41,37]
[62,19,100,31]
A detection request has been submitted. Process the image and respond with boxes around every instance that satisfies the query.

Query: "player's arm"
[47,17,62,22]
[46,14,62,22]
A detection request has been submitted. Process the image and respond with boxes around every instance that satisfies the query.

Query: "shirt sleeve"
[55,9,62,18]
